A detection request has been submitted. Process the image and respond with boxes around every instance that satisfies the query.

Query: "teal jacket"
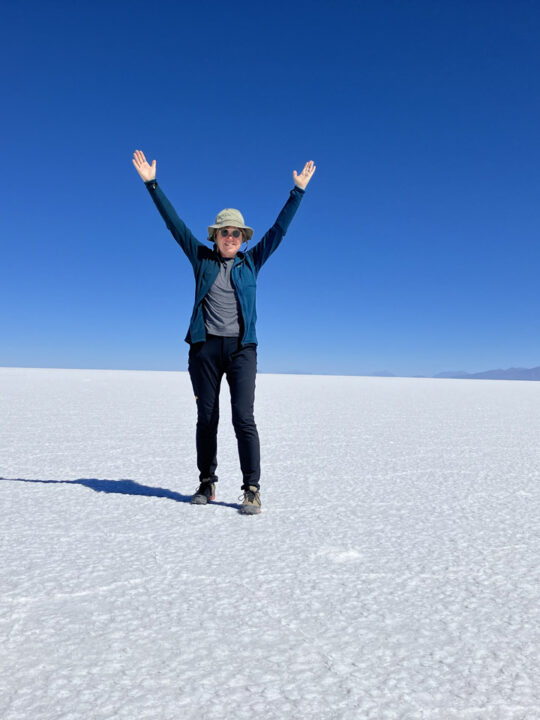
[145,180,305,346]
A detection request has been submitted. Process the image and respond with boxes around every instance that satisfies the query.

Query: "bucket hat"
[208,208,254,242]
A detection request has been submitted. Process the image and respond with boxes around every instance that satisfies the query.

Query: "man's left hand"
[293,160,316,190]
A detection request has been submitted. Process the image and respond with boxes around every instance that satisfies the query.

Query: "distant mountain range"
[370,366,540,381]
[432,366,540,381]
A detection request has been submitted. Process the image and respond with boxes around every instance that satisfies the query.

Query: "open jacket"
[145,180,305,346]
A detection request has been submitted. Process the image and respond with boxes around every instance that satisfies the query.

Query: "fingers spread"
[133,149,147,166]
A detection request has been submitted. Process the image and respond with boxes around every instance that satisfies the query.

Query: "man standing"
[132,150,316,514]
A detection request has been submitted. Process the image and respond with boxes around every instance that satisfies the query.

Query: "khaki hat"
[208,208,254,242]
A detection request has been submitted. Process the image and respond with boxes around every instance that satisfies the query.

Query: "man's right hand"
[132,149,156,182]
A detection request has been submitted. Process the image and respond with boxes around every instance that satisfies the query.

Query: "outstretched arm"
[132,149,203,267]
[248,160,316,272]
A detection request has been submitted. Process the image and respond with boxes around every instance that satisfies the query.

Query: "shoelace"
[239,489,258,503]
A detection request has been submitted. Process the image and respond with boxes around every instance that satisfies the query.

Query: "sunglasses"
[219,228,243,239]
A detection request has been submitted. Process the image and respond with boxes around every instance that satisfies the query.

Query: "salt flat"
[1,367,540,719]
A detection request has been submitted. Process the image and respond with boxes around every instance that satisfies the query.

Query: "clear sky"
[2,0,540,376]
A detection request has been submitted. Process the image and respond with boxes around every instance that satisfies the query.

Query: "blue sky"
[2,0,540,376]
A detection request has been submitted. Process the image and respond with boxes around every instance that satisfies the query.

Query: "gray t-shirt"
[203,257,241,336]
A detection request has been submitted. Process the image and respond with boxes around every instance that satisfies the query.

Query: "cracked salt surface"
[1,367,540,719]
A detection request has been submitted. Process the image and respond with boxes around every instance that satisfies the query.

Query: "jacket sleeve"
[248,186,305,273]
[144,180,204,267]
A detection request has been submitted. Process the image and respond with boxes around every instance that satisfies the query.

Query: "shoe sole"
[191,495,215,505]
[240,505,261,515]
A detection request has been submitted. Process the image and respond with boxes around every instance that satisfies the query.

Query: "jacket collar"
[213,247,246,266]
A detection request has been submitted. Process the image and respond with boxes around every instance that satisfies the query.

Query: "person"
[132,149,316,514]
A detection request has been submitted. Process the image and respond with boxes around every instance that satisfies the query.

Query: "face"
[215,226,244,258]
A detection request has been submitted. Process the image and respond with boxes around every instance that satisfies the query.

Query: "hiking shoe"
[191,481,215,505]
[240,485,261,515]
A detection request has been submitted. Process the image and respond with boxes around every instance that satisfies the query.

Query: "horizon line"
[1,364,539,382]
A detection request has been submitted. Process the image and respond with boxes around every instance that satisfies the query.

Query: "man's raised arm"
[132,149,203,267]
[248,160,316,273]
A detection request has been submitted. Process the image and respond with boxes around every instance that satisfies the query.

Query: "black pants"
[188,335,260,490]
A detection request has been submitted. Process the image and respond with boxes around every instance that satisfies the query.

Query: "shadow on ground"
[0,477,241,510]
